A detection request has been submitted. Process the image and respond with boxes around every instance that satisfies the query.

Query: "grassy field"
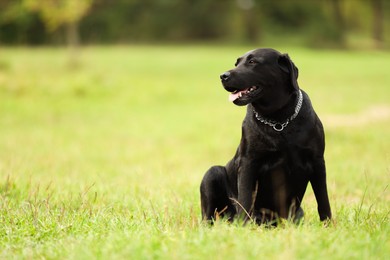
[0,45,389,259]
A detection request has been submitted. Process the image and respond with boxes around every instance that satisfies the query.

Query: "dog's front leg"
[236,164,258,223]
[311,158,332,221]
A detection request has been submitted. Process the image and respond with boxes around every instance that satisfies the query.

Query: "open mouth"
[228,86,259,102]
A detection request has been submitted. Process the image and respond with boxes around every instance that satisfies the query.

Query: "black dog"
[200,48,332,225]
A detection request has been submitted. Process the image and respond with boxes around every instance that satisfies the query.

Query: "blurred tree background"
[0,0,388,49]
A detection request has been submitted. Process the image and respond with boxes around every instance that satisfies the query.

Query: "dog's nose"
[220,71,231,81]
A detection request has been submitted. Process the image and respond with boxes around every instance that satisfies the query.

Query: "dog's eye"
[248,60,257,64]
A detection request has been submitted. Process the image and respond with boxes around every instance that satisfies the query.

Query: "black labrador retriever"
[200,48,332,225]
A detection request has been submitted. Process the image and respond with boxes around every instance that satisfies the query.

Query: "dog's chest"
[241,130,314,175]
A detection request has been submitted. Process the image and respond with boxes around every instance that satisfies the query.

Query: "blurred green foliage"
[0,0,389,48]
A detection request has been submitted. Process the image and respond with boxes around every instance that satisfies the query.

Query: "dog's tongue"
[229,89,249,102]
[229,92,241,102]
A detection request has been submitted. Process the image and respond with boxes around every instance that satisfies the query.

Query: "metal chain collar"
[253,90,303,132]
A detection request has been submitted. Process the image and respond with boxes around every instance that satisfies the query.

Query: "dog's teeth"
[239,93,242,97]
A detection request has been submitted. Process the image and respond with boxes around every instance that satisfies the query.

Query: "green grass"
[0,45,389,259]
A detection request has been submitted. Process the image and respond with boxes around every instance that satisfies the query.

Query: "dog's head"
[220,48,299,107]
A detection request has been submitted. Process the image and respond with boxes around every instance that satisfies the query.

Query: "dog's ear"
[278,54,299,90]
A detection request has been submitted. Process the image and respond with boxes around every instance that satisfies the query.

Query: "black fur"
[200,48,332,225]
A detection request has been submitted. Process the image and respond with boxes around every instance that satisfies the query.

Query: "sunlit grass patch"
[0,45,389,259]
